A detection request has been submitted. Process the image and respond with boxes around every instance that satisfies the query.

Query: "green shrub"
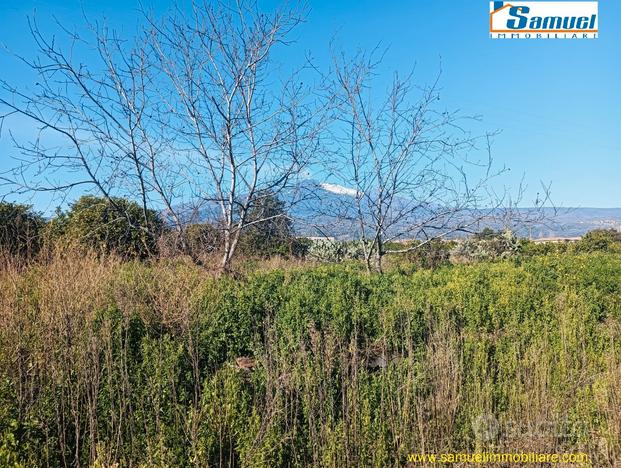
[0,202,45,257]
[184,223,221,253]
[520,239,574,257]
[237,194,297,258]
[46,195,163,258]
[158,222,222,262]
[577,229,621,252]
[405,239,454,269]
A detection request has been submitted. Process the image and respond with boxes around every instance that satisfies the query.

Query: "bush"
[237,194,299,258]
[158,222,222,262]
[520,239,574,257]
[473,227,499,240]
[0,201,45,257]
[577,229,621,252]
[405,239,454,269]
[46,195,163,258]
[306,239,371,262]
[450,229,521,263]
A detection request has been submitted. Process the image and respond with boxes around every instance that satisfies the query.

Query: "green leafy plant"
[1,252,620,466]
[577,229,621,252]
[306,239,371,263]
[450,229,521,263]
[0,202,45,257]
[46,195,163,258]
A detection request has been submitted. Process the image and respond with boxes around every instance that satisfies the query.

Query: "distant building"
[302,236,336,241]
[532,237,581,243]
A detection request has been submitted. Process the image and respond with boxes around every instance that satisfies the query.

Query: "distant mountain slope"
[522,207,621,239]
[168,181,621,239]
[292,183,621,239]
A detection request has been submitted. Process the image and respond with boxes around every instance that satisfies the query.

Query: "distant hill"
[518,207,621,239]
[167,181,621,240]
[292,183,621,239]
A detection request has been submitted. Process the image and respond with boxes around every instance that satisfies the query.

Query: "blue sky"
[1,0,619,211]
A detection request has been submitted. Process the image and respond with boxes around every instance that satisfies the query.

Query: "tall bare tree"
[146,0,324,271]
[0,18,171,257]
[320,51,508,273]
[0,0,324,271]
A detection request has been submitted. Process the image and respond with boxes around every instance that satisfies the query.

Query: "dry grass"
[0,249,619,466]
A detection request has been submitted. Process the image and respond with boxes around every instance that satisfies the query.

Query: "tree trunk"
[220,229,233,273]
[220,226,242,274]
[365,237,384,274]
[374,250,383,274]
[374,237,384,274]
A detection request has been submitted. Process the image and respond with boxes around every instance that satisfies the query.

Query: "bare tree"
[489,176,557,239]
[0,16,181,257]
[319,50,508,273]
[0,0,324,271]
[0,2,553,272]
[146,0,324,271]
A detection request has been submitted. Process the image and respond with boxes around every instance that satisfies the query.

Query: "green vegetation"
[0,202,44,257]
[577,228,621,252]
[46,195,163,258]
[0,251,619,466]
[0,2,616,464]
[237,194,304,259]
[306,239,370,263]
[451,229,521,263]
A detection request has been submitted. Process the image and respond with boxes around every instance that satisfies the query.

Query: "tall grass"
[0,251,619,466]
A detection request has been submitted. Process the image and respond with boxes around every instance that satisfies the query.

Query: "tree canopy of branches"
[0,0,324,271]
[317,51,513,272]
[0,1,553,273]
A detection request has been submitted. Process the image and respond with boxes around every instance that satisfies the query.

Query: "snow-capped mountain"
[318,183,359,198]
[165,180,621,240]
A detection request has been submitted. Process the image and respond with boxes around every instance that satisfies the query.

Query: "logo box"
[490,1,598,39]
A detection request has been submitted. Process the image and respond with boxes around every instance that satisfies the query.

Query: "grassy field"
[0,251,620,466]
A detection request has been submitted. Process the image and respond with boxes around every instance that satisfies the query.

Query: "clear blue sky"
[1,0,619,211]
